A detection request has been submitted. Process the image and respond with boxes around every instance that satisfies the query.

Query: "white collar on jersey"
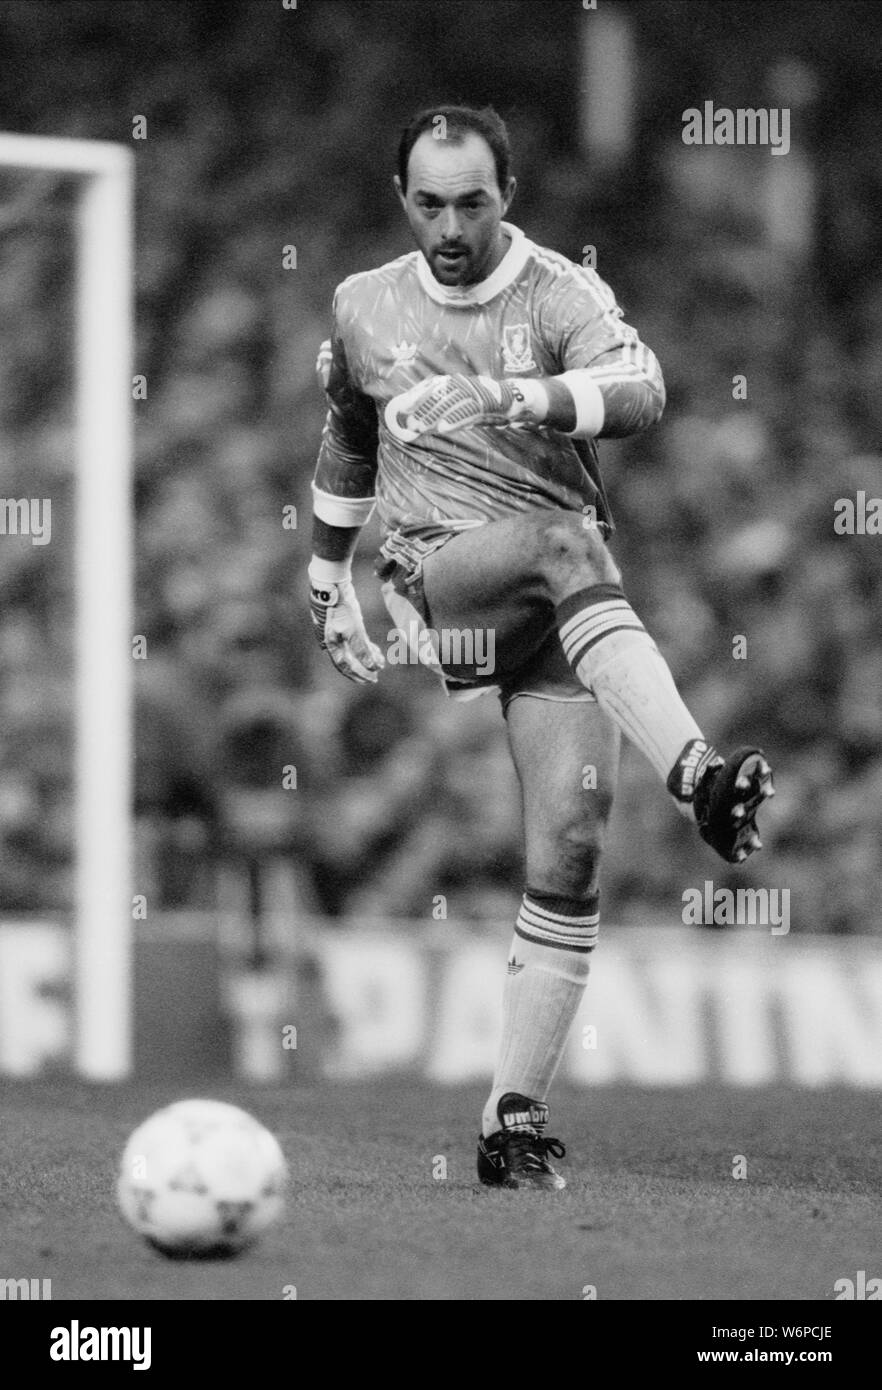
[414,222,530,306]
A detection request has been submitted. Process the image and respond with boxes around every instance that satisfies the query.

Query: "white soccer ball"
[117,1099,287,1257]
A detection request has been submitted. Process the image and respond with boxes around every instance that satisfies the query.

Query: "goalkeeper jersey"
[313,222,664,546]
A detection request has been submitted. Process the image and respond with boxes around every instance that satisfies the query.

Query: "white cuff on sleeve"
[309,555,351,585]
[557,371,605,438]
[312,484,376,527]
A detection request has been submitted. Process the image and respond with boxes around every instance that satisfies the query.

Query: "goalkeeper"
[308,104,774,1191]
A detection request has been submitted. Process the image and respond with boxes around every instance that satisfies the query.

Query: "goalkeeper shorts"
[375,529,596,713]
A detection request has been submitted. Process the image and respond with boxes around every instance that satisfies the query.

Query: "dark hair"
[397,104,512,194]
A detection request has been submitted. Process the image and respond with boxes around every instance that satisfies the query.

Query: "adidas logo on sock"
[507,957,525,975]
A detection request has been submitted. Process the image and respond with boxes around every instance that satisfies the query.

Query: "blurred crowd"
[0,0,879,932]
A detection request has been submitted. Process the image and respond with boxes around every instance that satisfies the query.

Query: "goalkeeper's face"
[395,131,516,287]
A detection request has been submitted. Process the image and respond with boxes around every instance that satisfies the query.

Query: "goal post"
[0,133,134,1079]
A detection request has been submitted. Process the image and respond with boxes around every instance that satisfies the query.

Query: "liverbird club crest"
[501,322,536,373]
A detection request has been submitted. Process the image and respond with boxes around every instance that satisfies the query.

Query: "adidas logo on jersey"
[392,340,418,364]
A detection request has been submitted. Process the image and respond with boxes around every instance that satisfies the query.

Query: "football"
[117,1099,287,1258]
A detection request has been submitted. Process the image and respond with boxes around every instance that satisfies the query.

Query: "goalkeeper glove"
[384,374,547,443]
[308,561,385,685]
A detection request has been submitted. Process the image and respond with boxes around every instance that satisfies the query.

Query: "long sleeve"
[538,264,666,439]
[312,309,379,528]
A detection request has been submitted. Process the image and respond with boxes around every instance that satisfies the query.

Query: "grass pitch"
[1,1077,879,1300]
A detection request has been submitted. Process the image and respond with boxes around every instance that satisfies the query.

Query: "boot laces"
[506,1130,566,1171]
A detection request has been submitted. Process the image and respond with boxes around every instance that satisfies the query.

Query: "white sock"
[557,582,703,783]
[482,890,597,1138]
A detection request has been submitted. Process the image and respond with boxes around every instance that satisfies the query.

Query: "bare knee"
[531,513,620,602]
[527,814,608,899]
